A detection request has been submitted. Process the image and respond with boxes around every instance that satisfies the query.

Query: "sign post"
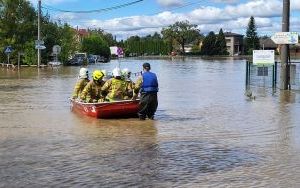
[279,0,290,90]
[52,45,61,62]
[4,46,13,64]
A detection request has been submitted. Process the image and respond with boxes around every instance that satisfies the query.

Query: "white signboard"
[253,50,275,66]
[35,40,44,45]
[35,45,46,50]
[271,32,298,44]
[52,45,61,55]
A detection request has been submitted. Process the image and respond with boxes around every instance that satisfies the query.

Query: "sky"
[29,0,300,40]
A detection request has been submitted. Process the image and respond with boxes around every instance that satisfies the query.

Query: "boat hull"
[70,99,140,119]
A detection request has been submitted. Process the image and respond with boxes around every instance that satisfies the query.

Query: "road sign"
[35,40,44,46]
[35,45,46,50]
[4,46,13,54]
[271,32,299,44]
[253,50,275,66]
[52,45,61,55]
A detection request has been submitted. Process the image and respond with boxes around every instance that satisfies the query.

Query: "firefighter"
[71,67,89,99]
[80,70,105,103]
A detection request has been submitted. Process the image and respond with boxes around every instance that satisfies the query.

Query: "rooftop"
[224,32,244,37]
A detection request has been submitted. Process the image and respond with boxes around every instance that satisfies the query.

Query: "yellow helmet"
[92,70,104,81]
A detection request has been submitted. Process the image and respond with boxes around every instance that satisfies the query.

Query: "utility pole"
[280,0,290,90]
[37,0,41,68]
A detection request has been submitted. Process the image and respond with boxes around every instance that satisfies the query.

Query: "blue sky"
[29,0,300,40]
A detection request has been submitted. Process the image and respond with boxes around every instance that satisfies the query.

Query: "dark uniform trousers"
[138,92,158,119]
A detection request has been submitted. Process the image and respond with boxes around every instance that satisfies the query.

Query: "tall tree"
[162,20,200,55]
[0,0,37,63]
[201,31,217,56]
[215,28,228,55]
[161,27,175,54]
[81,34,110,58]
[245,16,260,55]
[59,24,79,64]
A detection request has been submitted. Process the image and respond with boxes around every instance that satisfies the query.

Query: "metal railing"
[246,61,300,90]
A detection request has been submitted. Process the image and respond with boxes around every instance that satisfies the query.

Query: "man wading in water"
[134,63,158,120]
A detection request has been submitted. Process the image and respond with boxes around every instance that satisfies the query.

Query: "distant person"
[122,68,135,99]
[134,63,158,120]
[80,70,105,103]
[101,67,127,102]
[71,67,89,99]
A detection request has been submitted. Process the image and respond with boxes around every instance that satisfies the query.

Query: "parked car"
[66,53,87,66]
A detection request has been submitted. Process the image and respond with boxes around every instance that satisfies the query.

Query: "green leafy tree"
[161,27,175,54]
[201,31,217,56]
[81,34,110,58]
[0,0,37,64]
[245,16,260,55]
[23,41,37,65]
[215,28,228,55]
[124,34,170,56]
[162,20,200,55]
[89,28,117,46]
[59,24,79,64]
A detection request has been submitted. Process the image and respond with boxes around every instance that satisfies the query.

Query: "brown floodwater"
[1,57,300,187]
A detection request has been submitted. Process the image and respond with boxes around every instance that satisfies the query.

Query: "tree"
[245,16,260,55]
[81,34,110,58]
[0,0,37,64]
[124,34,169,56]
[162,20,200,55]
[161,27,175,53]
[215,28,228,55]
[201,31,217,56]
[59,24,79,64]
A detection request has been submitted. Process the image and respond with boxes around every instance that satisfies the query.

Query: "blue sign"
[4,46,13,54]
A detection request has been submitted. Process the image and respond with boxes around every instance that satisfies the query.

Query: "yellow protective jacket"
[80,80,105,103]
[123,79,135,99]
[72,78,89,99]
[134,76,143,94]
[101,78,127,102]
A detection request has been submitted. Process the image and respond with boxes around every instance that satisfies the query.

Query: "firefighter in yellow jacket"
[122,68,135,99]
[101,67,127,102]
[72,67,89,99]
[80,70,105,103]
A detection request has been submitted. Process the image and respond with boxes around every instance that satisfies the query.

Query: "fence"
[246,61,300,90]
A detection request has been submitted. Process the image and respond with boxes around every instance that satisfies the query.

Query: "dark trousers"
[138,92,158,118]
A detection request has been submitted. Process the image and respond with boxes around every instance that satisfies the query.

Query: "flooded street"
[1,58,300,187]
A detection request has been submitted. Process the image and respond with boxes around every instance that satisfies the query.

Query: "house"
[224,32,244,56]
[74,28,89,43]
[259,38,278,51]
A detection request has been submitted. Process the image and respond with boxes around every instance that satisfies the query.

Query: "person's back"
[122,68,135,99]
[80,70,105,103]
[102,67,127,102]
[72,67,89,99]
[134,63,158,120]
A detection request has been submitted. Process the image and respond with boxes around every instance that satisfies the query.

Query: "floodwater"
[1,57,300,187]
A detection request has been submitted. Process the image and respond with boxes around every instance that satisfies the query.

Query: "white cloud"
[50,0,299,40]
[291,0,300,10]
[156,0,185,8]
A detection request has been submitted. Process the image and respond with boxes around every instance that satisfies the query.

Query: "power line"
[50,0,207,24]
[42,0,143,13]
